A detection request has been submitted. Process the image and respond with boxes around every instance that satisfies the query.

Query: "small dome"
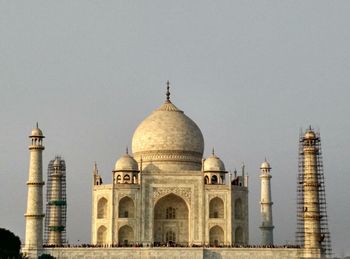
[260,160,271,170]
[204,153,225,171]
[30,124,44,137]
[304,129,316,140]
[114,153,138,171]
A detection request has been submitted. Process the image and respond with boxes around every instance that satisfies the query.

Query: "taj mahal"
[22,83,330,259]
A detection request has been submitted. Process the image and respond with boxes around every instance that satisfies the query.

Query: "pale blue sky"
[0,1,349,257]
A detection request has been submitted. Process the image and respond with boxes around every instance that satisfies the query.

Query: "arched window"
[204,176,209,184]
[97,198,108,219]
[235,198,243,220]
[235,226,243,244]
[166,207,176,219]
[209,197,224,218]
[123,174,131,183]
[211,175,218,184]
[166,231,176,243]
[117,175,121,183]
[97,225,107,244]
[118,196,135,218]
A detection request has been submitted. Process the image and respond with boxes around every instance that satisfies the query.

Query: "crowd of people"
[43,243,301,249]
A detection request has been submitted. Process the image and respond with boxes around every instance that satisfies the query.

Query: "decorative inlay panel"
[153,187,191,204]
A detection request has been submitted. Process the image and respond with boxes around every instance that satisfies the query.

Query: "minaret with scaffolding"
[44,156,67,246]
[296,127,332,258]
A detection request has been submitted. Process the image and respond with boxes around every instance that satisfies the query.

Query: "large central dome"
[131,89,204,171]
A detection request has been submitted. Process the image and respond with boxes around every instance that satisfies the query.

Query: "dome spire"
[166,81,170,101]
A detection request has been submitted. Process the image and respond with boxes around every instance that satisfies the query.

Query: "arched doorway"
[153,193,189,245]
[118,225,134,246]
[209,225,224,246]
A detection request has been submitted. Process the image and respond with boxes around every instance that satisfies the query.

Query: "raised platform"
[24,247,311,259]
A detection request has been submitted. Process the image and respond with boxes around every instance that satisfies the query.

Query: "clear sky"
[0,1,349,257]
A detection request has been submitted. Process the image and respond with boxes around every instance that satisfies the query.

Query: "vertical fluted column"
[24,125,45,250]
[303,130,321,252]
[259,160,274,245]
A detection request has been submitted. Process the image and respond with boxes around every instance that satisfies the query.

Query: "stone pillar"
[24,124,45,255]
[259,160,274,245]
[303,129,321,258]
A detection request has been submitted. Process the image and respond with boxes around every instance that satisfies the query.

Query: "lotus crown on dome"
[114,153,138,171]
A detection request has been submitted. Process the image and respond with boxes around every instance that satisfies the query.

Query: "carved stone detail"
[118,193,134,201]
[208,194,225,202]
[153,187,191,205]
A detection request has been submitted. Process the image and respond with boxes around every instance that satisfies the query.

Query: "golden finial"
[166,81,170,101]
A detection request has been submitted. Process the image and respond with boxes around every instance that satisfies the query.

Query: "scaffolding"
[44,156,67,245]
[295,129,332,257]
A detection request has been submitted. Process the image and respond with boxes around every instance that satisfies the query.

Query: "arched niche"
[153,193,189,245]
[209,225,224,246]
[211,175,218,184]
[97,197,108,219]
[209,197,224,218]
[235,226,243,244]
[97,225,107,244]
[234,198,243,220]
[118,225,134,245]
[118,196,135,218]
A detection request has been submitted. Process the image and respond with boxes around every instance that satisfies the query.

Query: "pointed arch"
[118,196,134,218]
[97,225,107,244]
[154,193,189,245]
[209,197,224,218]
[97,197,108,219]
[235,198,243,219]
[116,175,122,183]
[209,225,224,246]
[235,226,243,244]
[118,225,134,246]
[204,176,209,184]
[123,174,131,183]
[211,175,218,184]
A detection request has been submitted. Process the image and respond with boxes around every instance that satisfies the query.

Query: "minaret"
[259,159,274,246]
[302,128,321,255]
[24,123,45,252]
[45,157,66,246]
